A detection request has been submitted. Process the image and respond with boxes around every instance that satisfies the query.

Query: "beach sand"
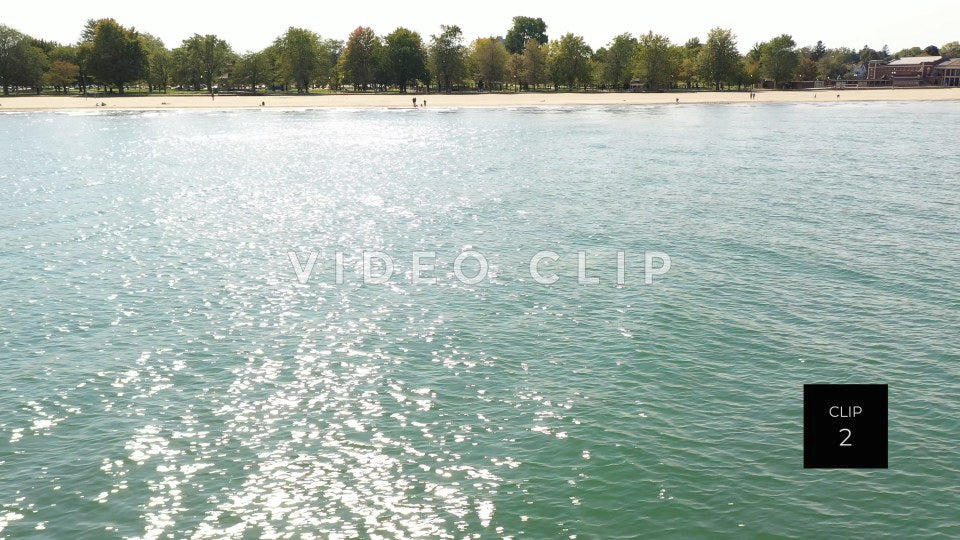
[1,88,959,111]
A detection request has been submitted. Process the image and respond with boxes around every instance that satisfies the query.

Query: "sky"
[4,0,957,54]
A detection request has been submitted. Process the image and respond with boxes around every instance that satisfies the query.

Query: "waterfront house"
[866,56,946,86]
[932,58,960,87]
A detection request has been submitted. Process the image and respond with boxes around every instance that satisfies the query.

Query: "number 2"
[839,428,852,447]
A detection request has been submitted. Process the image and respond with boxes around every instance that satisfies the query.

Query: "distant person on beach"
[675,98,679,103]
[837,94,840,99]
[261,101,265,106]
[422,100,426,107]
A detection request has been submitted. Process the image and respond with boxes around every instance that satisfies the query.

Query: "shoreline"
[1,88,959,111]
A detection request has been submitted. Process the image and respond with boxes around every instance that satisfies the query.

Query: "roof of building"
[888,55,943,66]
[934,58,960,68]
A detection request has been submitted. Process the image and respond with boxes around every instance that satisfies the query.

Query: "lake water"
[1,102,958,538]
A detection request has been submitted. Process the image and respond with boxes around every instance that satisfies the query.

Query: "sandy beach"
[1,88,958,111]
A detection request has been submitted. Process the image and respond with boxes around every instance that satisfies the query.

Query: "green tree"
[48,44,77,65]
[262,44,284,90]
[17,42,49,94]
[505,16,548,54]
[730,57,748,89]
[234,50,271,92]
[0,26,51,95]
[80,19,101,44]
[45,60,79,92]
[0,25,26,95]
[74,43,93,94]
[274,27,330,93]
[698,27,740,90]
[469,37,509,91]
[678,38,701,88]
[818,47,852,80]
[587,53,603,89]
[742,43,764,86]
[862,45,887,61]
[384,27,427,92]
[141,34,171,92]
[893,46,922,58]
[88,19,148,93]
[372,44,390,90]
[324,39,345,89]
[602,33,637,89]
[429,25,467,92]
[634,32,677,90]
[76,18,110,94]
[172,46,199,90]
[760,34,798,88]
[178,34,234,95]
[506,53,525,89]
[811,40,827,61]
[522,38,547,89]
[47,44,83,92]
[547,33,592,89]
[942,42,960,58]
[343,27,381,91]
[795,56,819,80]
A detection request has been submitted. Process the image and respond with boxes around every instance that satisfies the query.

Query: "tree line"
[1,16,957,96]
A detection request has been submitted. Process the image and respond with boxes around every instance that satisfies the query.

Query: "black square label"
[804,384,887,468]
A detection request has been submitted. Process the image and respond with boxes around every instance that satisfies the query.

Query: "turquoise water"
[1,103,958,538]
